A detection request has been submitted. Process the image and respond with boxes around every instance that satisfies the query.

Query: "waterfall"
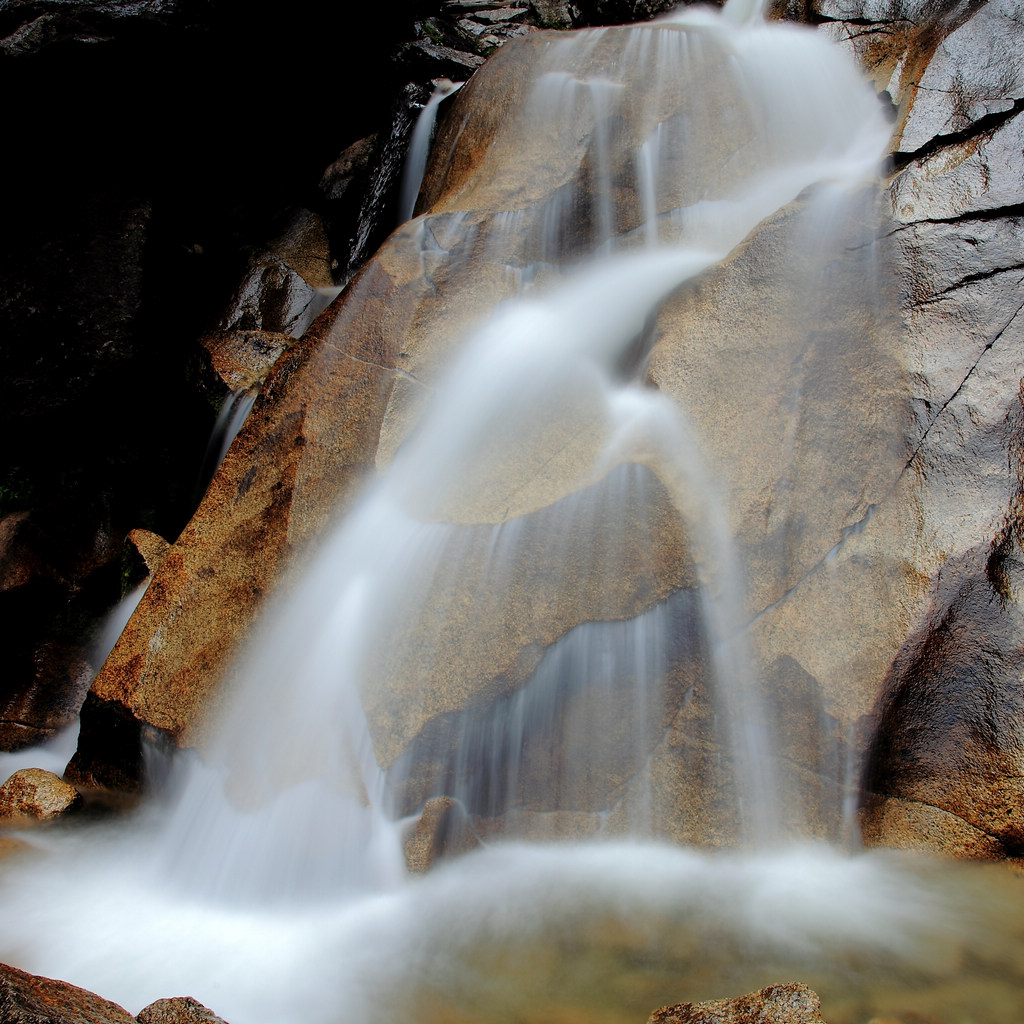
[398,79,463,225]
[2,5,1023,1024]
[192,388,258,508]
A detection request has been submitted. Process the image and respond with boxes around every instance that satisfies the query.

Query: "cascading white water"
[193,388,259,508]
[3,5,1024,1024]
[399,79,463,225]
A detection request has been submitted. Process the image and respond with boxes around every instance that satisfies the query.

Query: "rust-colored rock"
[0,768,82,824]
[83,251,427,762]
[0,961,135,1024]
[649,983,828,1024]
[81,36,700,794]
[136,996,229,1024]
[198,331,293,395]
[124,530,171,587]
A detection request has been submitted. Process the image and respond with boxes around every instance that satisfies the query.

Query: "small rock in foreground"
[0,768,81,824]
[137,995,230,1023]
[0,961,135,1024]
[649,983,828,1024]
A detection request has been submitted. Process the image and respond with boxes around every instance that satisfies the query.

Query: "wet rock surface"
[0,0,691,769]
[0,506,119,750]
[402,794,482,872]
[56,0,1024,859]
[0,0,1020,871]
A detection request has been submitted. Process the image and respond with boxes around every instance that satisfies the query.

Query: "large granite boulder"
[814,0,1024,857]
[66,0,1024,857]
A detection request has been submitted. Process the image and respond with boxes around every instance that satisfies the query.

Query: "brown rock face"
[860,542,1024,857]
[67,0,1024,859]
[70,20,753,839]
[83,251,424,763]
[136,996,229,1024]
[649,983,828,1024]
[0,961,135,1024]
[0,768,81,824]
[123,531,171,587]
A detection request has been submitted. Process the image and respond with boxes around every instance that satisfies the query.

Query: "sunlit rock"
[124,529,171,589]
[891,109,1024,224]
[0,768,81,824]
[895,0,1024,154]
[849,0,1024,855]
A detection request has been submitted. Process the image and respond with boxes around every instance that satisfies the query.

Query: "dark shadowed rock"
[395,38,487,77]
[0,1,194,58]
[0,0,432,764]
[219,258,319,339]
[0,507,119,751]
[529,0,575,28]
[217,210,335,341]
[860,541,1024,858]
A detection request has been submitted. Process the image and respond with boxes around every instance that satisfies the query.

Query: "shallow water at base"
[1,833,1022,1024]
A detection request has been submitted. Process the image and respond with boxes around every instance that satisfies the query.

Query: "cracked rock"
[891,107,1024,223]
[897,0,1024,153]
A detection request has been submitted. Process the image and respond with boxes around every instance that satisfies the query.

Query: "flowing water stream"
[2,4,1024,1023]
